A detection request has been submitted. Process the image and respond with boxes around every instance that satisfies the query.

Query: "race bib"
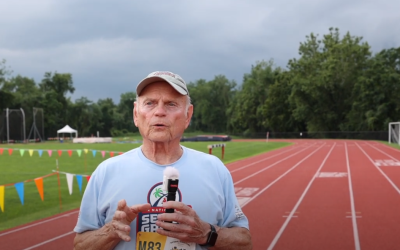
[136,208,195,250]
[136,232,195,250]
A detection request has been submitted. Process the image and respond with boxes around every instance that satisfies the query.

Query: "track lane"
[239,143,330,249]
[348,142,400,249]
[269,142,356,250]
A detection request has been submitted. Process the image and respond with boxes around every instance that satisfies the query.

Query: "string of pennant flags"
[0,148,124,158]
[0,170,91,212]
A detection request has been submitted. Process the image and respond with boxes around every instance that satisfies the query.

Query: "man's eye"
[168,102,177,107]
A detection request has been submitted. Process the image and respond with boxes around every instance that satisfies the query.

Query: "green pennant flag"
[77,150,82,157]
[19,149,25,156]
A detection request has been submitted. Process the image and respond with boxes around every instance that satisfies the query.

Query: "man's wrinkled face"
[134,81,193,143]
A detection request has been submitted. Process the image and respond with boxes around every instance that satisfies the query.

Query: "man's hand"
[155,201,210,245]
[111,199,151,242]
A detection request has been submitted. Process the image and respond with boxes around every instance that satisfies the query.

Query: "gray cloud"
[1,0,399,103]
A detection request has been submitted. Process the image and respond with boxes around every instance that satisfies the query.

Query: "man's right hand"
[111,199,151,242]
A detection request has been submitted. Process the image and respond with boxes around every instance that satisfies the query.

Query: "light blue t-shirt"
[74,145,249,249]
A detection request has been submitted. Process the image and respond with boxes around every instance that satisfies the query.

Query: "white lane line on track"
[22,231,75,250]
[366,142,400,161]
[0,210,78,237]
[233,143,318,185]
[266,143,335,250]
[240,143,326,208]
[230,145,300,173]
[356,143,400,195]
[346,142,361,250]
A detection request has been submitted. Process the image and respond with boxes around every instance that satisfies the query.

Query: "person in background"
[73,71,252,250]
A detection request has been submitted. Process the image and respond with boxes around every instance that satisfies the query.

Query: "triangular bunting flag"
[92,150,97,157]
[8,148,13,155]
[47,150,52,157]
[68,150,72,157]
[110,152,114,157]
[38,150,43,157]
[86,175,91,183]
[101,151,105,158]
[76,175,83,193]
[58,150,62,157]
[19,149,25,156]
[14,182,24,205]
[34,178,44,201]
[84,148,88,154]
[29,150,34,157]
[0,148,3,155]
[118,152,123,155]
[0,186,4,212]
[66,173,74,195]
[77,150,82,157]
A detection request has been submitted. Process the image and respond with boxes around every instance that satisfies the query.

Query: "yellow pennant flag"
[84,149,88,154]
[29,150,34,157]
[34,178,44,201]
[0,185,4,212]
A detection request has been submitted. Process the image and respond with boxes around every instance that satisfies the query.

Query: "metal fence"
[232,131,389,141]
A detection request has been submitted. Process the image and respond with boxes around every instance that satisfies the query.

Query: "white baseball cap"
[136,71,189,96]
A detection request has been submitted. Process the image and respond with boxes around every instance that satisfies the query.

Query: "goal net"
[0,108,26,143]
[389,122,400,145]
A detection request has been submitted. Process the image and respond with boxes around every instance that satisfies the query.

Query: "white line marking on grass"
[0,210,78,237]
[240,143,326,208]
[266,143,335,250]
[234,144,317,185]
[346,142,361,250]
[356,143,400,195]
[230,145,307,173]
[22,231,75,250]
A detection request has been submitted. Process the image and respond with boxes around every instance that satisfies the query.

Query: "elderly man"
[73,71,252,250]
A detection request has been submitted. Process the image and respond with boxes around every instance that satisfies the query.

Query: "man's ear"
[133,102,138,127]
[185,104,194,129]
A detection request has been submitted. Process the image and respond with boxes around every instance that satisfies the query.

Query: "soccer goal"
[388,122,400,145]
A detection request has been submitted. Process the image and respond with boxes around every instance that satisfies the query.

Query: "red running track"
[1,140,400,250]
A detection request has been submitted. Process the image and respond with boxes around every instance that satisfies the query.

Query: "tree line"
[1,28,400,139]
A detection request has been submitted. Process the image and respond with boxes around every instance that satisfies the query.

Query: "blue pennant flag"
[92,150,97,157]
[38,150,43,157]
[76,175,83,193]
[14,182,24,205]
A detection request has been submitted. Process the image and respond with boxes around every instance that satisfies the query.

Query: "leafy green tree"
[0,59,14,110]
[262,71,306,132]
[97,98,116,137]
[346,47,400,130]
[115,92,137,134]
[288,28,371,132]
[39,72,75,136]
[227,60,281,135]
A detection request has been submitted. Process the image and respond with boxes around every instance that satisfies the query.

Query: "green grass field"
[0,140,291,231]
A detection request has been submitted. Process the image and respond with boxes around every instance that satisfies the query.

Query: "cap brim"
[136,76,188,96]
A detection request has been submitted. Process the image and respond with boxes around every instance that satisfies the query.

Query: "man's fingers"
[117,199,127,211]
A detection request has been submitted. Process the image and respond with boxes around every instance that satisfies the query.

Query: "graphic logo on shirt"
[137,182,183,233]
[147,182,182,207]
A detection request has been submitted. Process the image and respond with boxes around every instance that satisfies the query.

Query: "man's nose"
[154,103,167,115]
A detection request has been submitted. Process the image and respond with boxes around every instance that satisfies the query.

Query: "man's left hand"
[155,201,211,245]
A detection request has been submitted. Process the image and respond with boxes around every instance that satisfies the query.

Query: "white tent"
[57,125,78,138]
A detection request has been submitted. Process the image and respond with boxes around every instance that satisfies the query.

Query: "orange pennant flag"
[118,152,123,155]
[68,150,72,157]
[0,148,3,155]
[58,150,62,157]
[8,148,13,155]
[110,152,114,157]
[34,178,44,201]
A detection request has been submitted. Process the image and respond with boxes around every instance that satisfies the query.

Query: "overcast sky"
[1,0,399,103]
